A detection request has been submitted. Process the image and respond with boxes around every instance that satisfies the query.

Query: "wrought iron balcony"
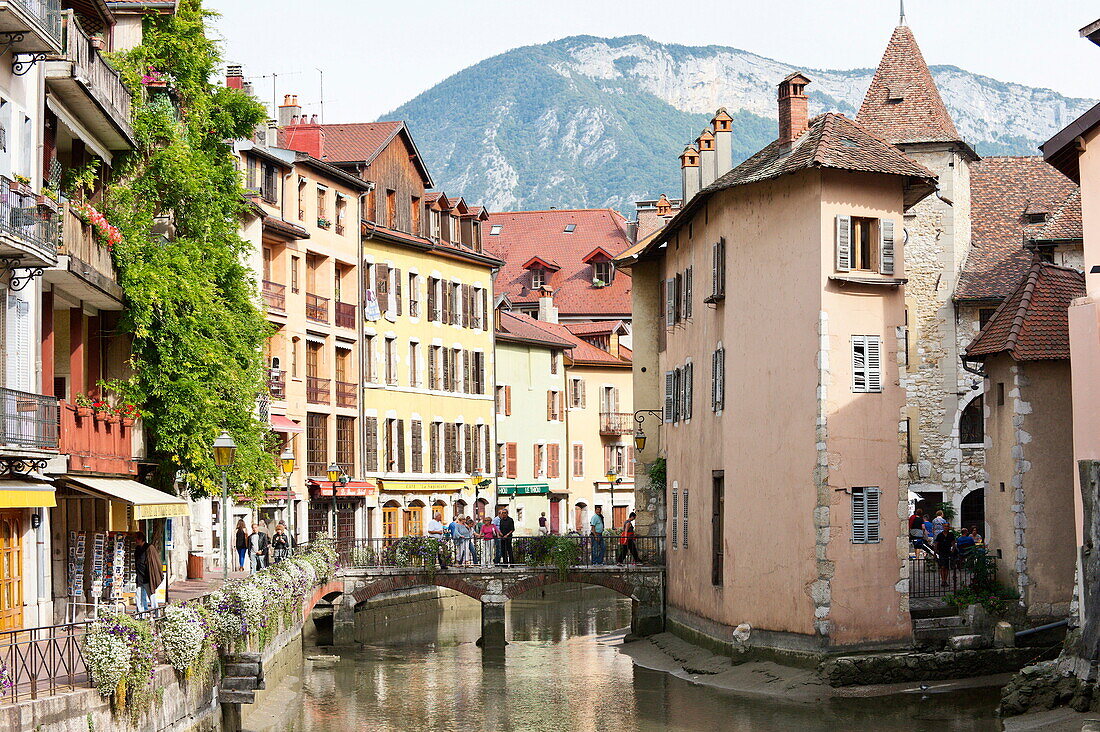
[306,292,329,323]
[306,376,330,404]
[0,0,62,53]
[262,280,286,311]
[0,387,58,451]
[0,179,59,267]
[335,381,356,408]
[599,412,633,436]
[268,369,286,400]
[335,301,356,329]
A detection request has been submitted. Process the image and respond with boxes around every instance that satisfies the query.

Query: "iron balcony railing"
[268,369,286,400]
[335,380,356,408]
[0,619,89,703]
[0,180,59,261]
[305,292,329,323]
[334,302,356,328]
[908,553,997,599]
[0,387,59,451]
[261,280,286,311]
[306,376,330,404]
[7,0,62,47]
[599,412,633,436]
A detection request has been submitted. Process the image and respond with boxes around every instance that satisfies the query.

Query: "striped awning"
[0,479,56,508]
[63,476,189,519]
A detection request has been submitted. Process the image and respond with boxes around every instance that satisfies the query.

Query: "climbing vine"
[103,0,275,497]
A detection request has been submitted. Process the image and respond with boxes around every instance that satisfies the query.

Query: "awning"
[379,480,466,493]
[498,483,550,496]
[307,479,375,497]
[64,476,190,519]
[0,479,56,508]
[270,414,304,433]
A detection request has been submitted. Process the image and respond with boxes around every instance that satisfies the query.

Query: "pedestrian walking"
[426,511,450,570]
[498,508,516,564]
[248,523,269,572]
[590,506,606,565]
[479,517,497,567]
[538,512,549,536]
[933,524,957,587]
[133,533,162,613]
[617,512,641,564]
[271,523,292,563]
[234,519,248,571]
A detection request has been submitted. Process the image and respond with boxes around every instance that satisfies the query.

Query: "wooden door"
[613,506,628,529]
[549,499,561,534]
[0,512,23,630]
[382,505,399,539]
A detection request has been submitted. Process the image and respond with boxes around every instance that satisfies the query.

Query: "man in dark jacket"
[497,508,515,565]
[134,533,162,613]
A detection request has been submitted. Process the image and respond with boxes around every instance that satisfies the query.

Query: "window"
[959,395,984,446]
[851,487,881,544]
[364,417,378,472]
[563,223,575,233]
[489,224,502,236]
[547,390,563,421]
[550,352,558,375]
[290,337,300,377]
[472,351,485,394]
[711,347,725,412]
[533,443,545,478]
[430,209,441,239]
[530,268,545,289]
[306,413,327,477]
[836,216,892,274]
[568,378,585,408]
[594,261,614,284]
[997,382,1005,406]
[385,337,397,385]
[978,308,997,331]
[317,187,328,227]
[290,256,300,293]
[408,342,420,387]
[408,273,420,317]
[430,422,442,473]
[410,420,423,473]
[335,195,346,234]
[708,238,726,301]
[572,444,584,478]
[411,196,421,234]
[386,189,396,229]
[851,336,882,393]
[364,335,375,383]
[336,416,355,474]
[496,385,510,415]
[712,472,724,585]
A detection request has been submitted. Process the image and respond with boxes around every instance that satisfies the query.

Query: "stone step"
[222,661,260,677]
[913,615,964,630]
[220,676,261,691]
[219,689,256,705]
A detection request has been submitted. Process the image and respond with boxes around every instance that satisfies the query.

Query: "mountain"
[385,35,1093,213]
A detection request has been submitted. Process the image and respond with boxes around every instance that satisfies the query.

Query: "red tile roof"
[563,320,627,336]
[278,121,434,186]
[956,157,1080,301]
[1034,189,1083,243]
[485,209,633,318]
[965,260,1084,361]
[498,311,631,366]
[496,311,575,349]
[856,25,961,145]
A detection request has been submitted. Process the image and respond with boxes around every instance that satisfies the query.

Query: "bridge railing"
[335,535,666,570]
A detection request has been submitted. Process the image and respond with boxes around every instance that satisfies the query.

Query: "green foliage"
[647,457,666,492]
[945,583,1019,618]
[937,502,956,521]
[103,0,273,497]
[520,535,582,579]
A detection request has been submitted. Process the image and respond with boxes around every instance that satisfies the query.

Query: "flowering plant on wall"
[115,403,140,421]
[159,605,207,673]
[73,201,124,251]
[91,399,112,414]
[82,612,155,711]
[0,660,12,693]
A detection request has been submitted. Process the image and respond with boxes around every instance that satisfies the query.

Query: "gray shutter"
[866,337,882,392]
[684,267,693,318]
[836,215,852,272]
[717,238,726,296]
[666,278,676,326]
[672,368,681,422]
[685,362,693,420]
[397,419,406,472]
[711,243,719,298]
[851,489,867,543]
[682,490,689,548]
[671,488,679,548]
[718,348,725,411]
[866,488,881,543]
[664,371,674,423]
[880,219,895,275]
[852,336,867,392]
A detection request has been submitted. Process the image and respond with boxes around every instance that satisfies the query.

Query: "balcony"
[262,280,286,312]
[0,388,58,452]
[599,412,634,436]
[268,369,286,400]
[0,179,59,266]
[335,381,356,408]
[306,292,329,323]
[44,202,122,309]
[45,10,134,151]
[0,0,61,53]
[335,302,356,329]
[306,376,330,404]
[58,401,137,474]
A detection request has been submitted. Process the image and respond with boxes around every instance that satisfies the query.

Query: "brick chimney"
[777,72,811,150]
[711,108,733,177]
[680,145,700,203]
[226,64,244,90]
[278,94,301,128]
[608,331,620,359]
[536,285,558,324]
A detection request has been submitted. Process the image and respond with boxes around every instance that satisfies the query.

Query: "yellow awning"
[0,480,56,508]
[64,476,189,519]
[380,480,467,493]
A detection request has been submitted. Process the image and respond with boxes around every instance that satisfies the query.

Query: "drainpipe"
[563,354,571,531]
[356,189,367,540]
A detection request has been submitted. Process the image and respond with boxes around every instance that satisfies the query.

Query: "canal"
[247,586,1003,731]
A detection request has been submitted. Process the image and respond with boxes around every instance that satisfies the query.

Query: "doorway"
[549,499,562,534]
[0,512,23,630]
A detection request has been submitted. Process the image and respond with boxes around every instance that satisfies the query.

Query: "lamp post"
[326,462,347,539]
[632,409,663,452]
[212,431,237,580]
[605,467,620,529]
[280,447,295,546]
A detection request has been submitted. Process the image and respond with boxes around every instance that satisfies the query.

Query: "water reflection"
[251,586,1003,732]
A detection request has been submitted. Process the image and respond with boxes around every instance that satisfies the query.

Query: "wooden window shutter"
[428,347,437,388]
[443,424,453,472]
[835,215,852,272]
[376,263,390,299]
[396,419,406,472]
[566,378,574,407]
[427,279,437,321]
[603,444,611,473]
[579,380,586,408]
[465,285,474,327]
[394,268,403,315]
[411,420,422,473]
[546,390,553,421]
[684,267,693,319]
[532,443,541,478]
[573,444,583,477]
[851,489,867,544]
[365,417,377,471]
[506,442,517,479]
[464,425,474,473]
[505,385,512,415]
[866,337,882,392]
[462,350,471,393]
[442,283,451,323]
[547,443,559,479]
[880,219,895,275]
[626,446,634,476]
[664,371,675,422]
[666,278,676,326]
[483,426,492,474]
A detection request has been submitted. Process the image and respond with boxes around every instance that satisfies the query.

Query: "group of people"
[234,518,295,572]
[908,507,984,587]
[426,508,518,569]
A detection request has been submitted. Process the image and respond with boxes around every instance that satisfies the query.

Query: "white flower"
[83,623,130,696]
[160,605,206,672]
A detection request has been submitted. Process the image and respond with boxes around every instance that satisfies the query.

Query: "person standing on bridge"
[426,511,450,570]
[590,506,606,565]
[617,512,640,565]
[478,517,497,567]
[498,508,516,565]
[454,515,473,565]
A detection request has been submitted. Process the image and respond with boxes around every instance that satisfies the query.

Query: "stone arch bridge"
[332,566,665,648]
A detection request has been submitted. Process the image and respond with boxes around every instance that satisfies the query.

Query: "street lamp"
[280,446,295,546]
[605,467,620,529]
[634,428,647,452]
[632,409,662,453]
[212,431,237,580]
[326,462,347,538]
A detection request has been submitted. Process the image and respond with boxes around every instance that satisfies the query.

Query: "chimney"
[264,119,278,147]
[777,73,811,150]
[278,94,301,127]
[656,193,671,216]
[282,120,325,160]
[680,145,700,203]
[536,285,558,324]
[226,64,244,90]
[711,108,733,177]
[310,114,318,124]
[609,331,620,359]
[697,127,716,187]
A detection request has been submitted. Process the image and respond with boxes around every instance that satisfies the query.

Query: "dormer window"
[530,268,545,289]
[1025,212,1048,225]
[582,247,615,287]
[594,261,614,285]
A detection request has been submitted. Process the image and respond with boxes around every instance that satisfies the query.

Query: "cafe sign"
[498,483,550,496]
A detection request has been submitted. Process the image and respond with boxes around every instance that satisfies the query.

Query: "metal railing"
[0,619,90,703]
[908,554,997,599]
[305,292,328,322]
[336,535,666,569]
[334,301,356,328]
[9,0,61,46]
[306,376,330,404]
[268,369,285,400]
[261,280,285,311]
[0,387,59,450]
[53,10,130,127]
[0,180,59,261]
[599,412,633,435]
[335,380,355,408]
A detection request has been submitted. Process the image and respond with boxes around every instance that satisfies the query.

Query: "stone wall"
[820,646,1055,687]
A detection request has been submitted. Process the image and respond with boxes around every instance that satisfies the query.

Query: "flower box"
[76,406,93,418]
[121,417,134,427]
[105,414,120,424]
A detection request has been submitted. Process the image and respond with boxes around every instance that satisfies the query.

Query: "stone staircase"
[913,614,968,643]
[219,653,265,704]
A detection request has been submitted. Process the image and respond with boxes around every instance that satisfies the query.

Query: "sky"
[208,0,1100,124]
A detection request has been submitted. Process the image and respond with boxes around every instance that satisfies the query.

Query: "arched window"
[959,395,984,446]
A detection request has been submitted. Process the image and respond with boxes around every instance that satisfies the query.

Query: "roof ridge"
[1004,261,1043,356]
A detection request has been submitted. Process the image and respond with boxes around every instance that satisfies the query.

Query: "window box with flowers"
[73,393,94,418]
[73,201,124,251]
[317,217,332,229]
[116,403,140,426]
